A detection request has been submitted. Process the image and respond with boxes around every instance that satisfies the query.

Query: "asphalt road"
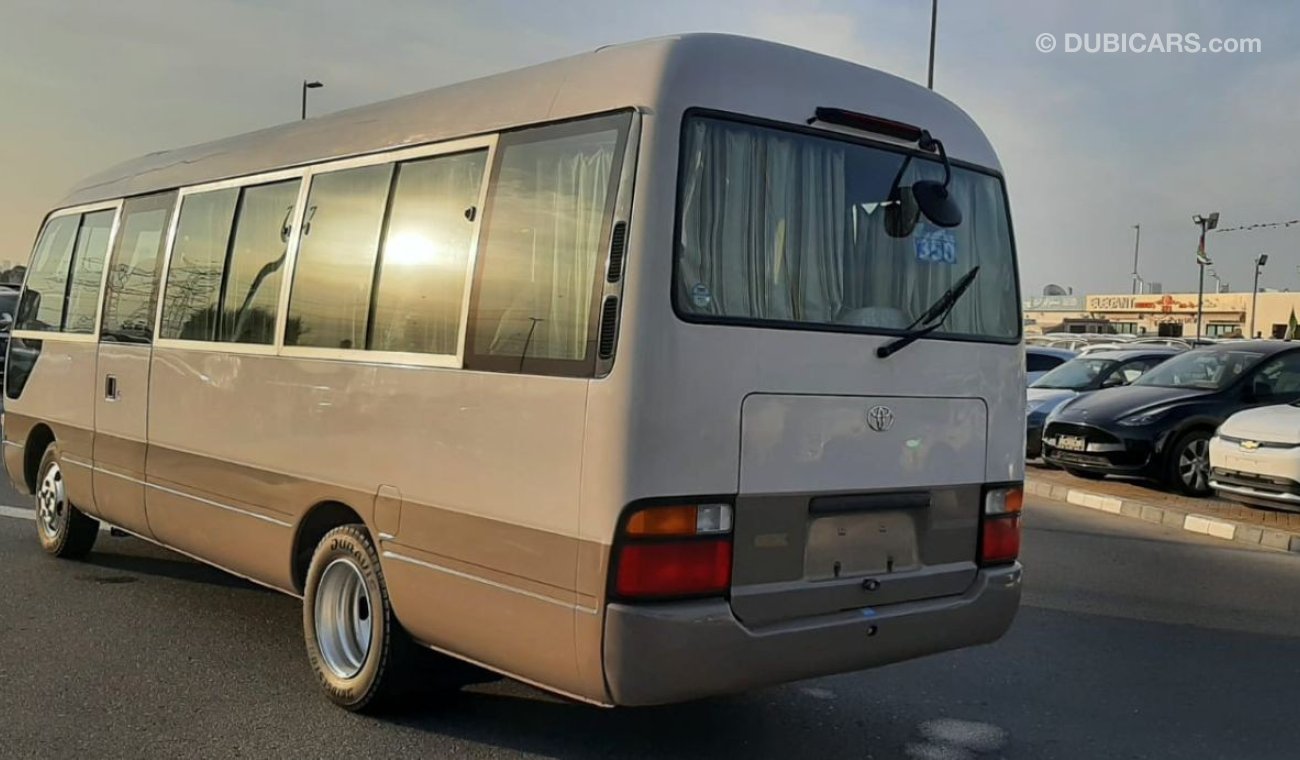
[1,478,1298,759]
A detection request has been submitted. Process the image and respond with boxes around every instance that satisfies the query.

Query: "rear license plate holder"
[804,511,919,581]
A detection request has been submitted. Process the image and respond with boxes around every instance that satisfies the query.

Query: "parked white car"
[1209,404,1300,511]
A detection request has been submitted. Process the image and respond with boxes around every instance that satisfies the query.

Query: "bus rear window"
[675,115,1019,341]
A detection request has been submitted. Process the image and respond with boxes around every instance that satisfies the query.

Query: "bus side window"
[101,191,178,344]
[18,214,80,332]
[219,179,299,344]
[160,181,302,346]
[161,189,238,341]
[286,164,393,350]
[63,210,115,334]
[370,149,488,356]
[465,114,629,376]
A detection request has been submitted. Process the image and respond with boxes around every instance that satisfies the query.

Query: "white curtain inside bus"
[677,117,1019,340]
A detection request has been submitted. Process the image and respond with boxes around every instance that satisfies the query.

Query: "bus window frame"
[12,198,123,345]
[150,135,499,368]
[279,133,497,369]
[462,111,633,379]
[669,107,1023,347]
[154,166,305,357]
[99,189,180,345]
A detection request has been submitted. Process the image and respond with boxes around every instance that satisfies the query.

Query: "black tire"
[1065,468,1106,481]
[35,445,98,559]
[1166,429,1212,496]
[302,524,464,712]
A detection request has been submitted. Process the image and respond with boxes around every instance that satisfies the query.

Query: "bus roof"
[60,33,1001,208]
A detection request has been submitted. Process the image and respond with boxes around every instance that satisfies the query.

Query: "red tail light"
[614,539,732,598]
[980,514,1021,565]
[980,485,1022,566]
[612,502,734,600]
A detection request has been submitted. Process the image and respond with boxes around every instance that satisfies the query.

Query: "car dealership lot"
[1,476,1299,759]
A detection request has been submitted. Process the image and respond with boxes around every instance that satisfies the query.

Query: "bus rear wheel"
[35,445,99,559]
[303,523,464,712]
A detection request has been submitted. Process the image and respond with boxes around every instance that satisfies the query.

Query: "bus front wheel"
[35,445,99,559]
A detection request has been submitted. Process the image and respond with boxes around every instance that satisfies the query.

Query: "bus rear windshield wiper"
[876,266,980,359]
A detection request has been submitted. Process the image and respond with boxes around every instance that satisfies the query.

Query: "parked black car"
[1041,341,1300,495]
[1026,347,1181,458]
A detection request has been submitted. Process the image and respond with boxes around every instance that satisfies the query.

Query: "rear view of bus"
[595,37,1024,705]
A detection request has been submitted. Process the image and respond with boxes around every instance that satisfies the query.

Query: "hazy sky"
[3,0,1298,295]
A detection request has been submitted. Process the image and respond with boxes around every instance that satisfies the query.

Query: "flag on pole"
[1196,234,1211,266]
[1287,309,1299,341]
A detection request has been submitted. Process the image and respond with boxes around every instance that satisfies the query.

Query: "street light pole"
[301,79,323,120]
[1251,253,1269,338]
[1196,263,1207,340]
[927,0,937,89]
[1192,212,1220,341]
[1131,223,1142,294]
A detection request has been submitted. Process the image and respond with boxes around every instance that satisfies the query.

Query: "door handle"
[104,374,119,401]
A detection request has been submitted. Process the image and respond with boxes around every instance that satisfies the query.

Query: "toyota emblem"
[866,405,895,432]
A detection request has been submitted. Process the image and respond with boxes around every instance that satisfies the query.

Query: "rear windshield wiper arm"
[876,265,980,359]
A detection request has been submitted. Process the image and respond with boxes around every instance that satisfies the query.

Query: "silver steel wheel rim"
[36,461,67,540]
[1179,438,1209,491]
[314,558,374,679]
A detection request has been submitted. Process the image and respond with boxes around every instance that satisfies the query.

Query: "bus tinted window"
[19,214,79,331]
[676,116,1019,341]
[370,150,487,356]
[64,209,115,333]
[102,192,177,343]
[162,189,238,341]
[220,180,298,344]
[287,164,393,350]
[468,116,625,373]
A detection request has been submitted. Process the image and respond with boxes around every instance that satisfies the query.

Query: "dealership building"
[1024,291,1300,339]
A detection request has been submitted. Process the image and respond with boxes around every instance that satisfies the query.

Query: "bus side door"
[93,191,176,537]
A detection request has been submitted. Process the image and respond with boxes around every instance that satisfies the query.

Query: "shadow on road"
[379,686,847,760]
[79,545,274,593]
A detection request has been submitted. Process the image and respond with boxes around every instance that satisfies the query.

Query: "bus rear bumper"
[602,563,1021,706]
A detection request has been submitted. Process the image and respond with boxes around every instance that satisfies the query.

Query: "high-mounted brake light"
[807,107,934,150]
[613,502,734,599]
[979,486,1023,566]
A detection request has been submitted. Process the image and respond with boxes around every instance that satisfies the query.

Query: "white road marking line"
[0,505,34,521]
[907,718,1009,759]
[917,718,1008,753]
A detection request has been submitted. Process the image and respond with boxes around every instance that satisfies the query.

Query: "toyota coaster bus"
[5,34,1024,711]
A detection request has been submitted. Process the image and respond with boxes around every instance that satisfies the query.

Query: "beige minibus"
[5,33,1024,711]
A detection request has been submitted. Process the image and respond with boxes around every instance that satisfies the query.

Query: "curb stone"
[1025,478,1300,554]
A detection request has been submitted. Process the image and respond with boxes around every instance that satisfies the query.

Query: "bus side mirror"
[913,131,962,228]
[912,179,962,228]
